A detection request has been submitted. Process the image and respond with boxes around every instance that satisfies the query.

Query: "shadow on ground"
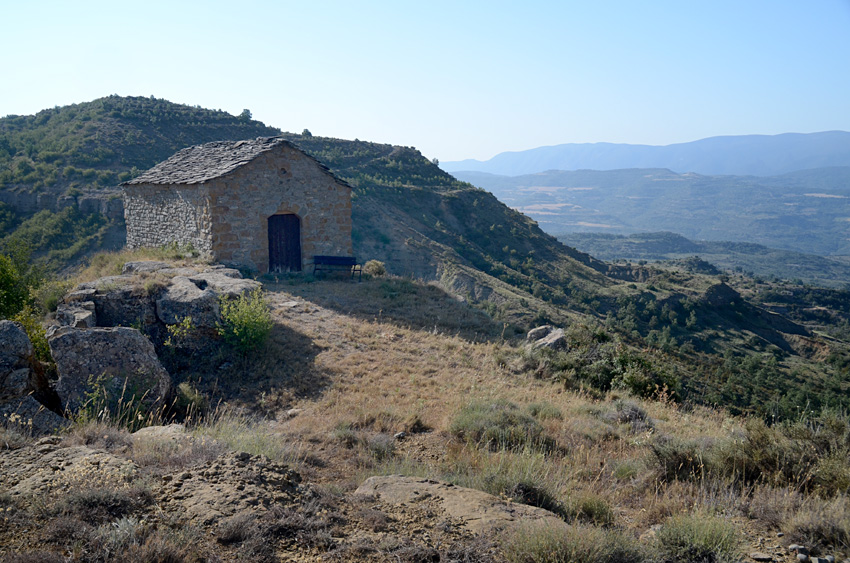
[163,322,330,411]
[265,277,506,342]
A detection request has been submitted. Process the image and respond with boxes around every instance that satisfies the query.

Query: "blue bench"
[312,255,362,281]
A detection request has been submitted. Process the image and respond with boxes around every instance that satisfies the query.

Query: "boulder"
[49,326,172,414]
[56,301,97,328]
[531,327,568,351]
[527,325,554,341]
[156,276,220,328]
[187,270,261,298]
[0,395,68,435]
[355,475,567,536]
[0,321,34,400]
[0,321,33,375]
[122,261,172,274]
[74,275,158,331]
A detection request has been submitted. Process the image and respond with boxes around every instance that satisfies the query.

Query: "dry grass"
[68,246,206,286]
[18,277,850,560]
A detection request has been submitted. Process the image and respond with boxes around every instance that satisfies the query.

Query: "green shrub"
[503,522,645,563]
[0,253,29,318]
[363,259,386,277]
[655,513,741,563]
[217,289,274,354]
[526,402,563,420]
[450,399,555,451]
[564,492,615,527]
[12,305,51,363]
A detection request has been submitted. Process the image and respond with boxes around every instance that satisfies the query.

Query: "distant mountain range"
[442,131,850,177]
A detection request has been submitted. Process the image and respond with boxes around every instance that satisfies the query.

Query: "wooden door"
[268,214,301,273]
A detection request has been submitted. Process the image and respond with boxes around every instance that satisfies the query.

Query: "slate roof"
[124,137,349,187]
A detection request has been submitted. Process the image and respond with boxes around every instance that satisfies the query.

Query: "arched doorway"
[268,213,301,272]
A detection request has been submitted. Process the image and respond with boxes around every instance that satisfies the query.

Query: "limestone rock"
[750,552,774,562]
[156,276,220,328]
[132,423,190,445]
[122,261,172,274]
[49,326,172,414]
[0,395,68,435]
[159,451,301,525]
[56,301,97,328]
[527,325,554,341]
[355,475,567,536]
[5,444,138,498]
[187,270,261,298]
[0,321,34,400]
[74,275,159,332]
[0,320,33,376]
[531,328,568,351]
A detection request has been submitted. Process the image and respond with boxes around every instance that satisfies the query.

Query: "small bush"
[217,288,274,354]
[11,305,51,363]
[503,522,645,563]
[655,513,741,563]
[363,259,386,277]
[564,492,616,527]
[62,420,133,451]
[786,495,850,555]
[218,513,259,545]
[366,433,396,461]
[526,402,563,420]
[450,399,555,451]
[58,484,152,524]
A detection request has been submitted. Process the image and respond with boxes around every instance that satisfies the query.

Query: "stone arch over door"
[268,213,302,273]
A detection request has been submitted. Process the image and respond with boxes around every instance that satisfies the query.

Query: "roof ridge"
[122,136,349,188]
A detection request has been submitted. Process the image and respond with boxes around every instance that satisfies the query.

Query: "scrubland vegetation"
[4,249,849,561]
[2,97,849,560]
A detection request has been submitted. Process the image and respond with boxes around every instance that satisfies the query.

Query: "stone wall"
[123,184,214,257]
[209,145,352,273]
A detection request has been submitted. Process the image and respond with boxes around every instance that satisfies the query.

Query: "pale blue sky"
[2,1,849,161]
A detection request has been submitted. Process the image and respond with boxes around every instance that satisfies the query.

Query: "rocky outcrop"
[0,321,34,400]
[37,261,263,419]
[49,326,172,414]
[0,321,68,435]
[527,325,568,351]
[158,451,302,525]
[55,301,97,328]
[57,261,262,337]
[355,475,567,536]
[156,276,220,328]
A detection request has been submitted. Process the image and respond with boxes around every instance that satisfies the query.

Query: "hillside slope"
[1,97,848,421]
[0,95,280,210]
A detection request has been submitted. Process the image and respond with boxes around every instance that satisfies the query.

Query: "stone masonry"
[123,137,352,273]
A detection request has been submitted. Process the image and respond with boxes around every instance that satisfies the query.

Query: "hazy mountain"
[442,131,850,176]
[454,167,850,257]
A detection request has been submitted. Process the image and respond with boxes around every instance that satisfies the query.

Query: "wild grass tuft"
[194,405,303,466]
[450,399,556,452]
[502,522,645,563]
[655,512,741,563]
